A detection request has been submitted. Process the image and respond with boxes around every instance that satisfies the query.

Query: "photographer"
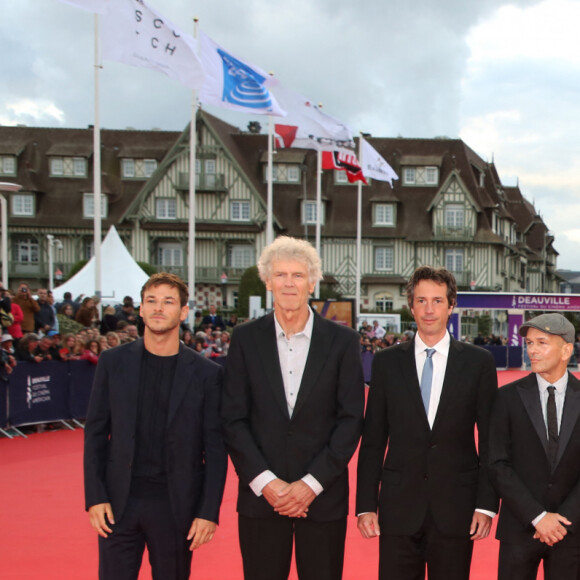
[12,282,40,333]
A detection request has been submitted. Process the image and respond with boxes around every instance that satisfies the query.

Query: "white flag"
[272,85,355,155]
[199,32,286,117]
[100,0,205,91]
[360,136,398,186]
[55,0,111,13]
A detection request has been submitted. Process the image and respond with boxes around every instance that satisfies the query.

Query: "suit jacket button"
[429,443,437,448]
[424,475,428,480]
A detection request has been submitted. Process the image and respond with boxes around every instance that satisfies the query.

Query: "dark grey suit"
[222,311,364,579]
[489,372,580,579]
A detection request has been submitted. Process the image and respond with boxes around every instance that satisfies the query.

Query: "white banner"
[360,136,398,186]
[100,0,205,90]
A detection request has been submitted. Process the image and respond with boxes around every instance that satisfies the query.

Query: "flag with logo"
[272,85,355,155]
[55,0,111,13]
[321,151,367,184]
[360,136,398,186]
[198,31,285,116]
[100,0,205,90]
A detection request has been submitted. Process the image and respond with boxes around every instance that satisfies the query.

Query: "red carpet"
[1,370,551,579]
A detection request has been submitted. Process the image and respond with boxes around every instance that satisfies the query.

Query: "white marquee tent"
[51,226,149,306]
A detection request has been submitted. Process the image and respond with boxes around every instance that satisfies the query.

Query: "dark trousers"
[498,539,580,580]
[98,492,192,580]
[379,515,474,580]
[238,514,347,580]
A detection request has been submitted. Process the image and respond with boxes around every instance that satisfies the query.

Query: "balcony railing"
[433,226,472,240]
[177,172,226,192]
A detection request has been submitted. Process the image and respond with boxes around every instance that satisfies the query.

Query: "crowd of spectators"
[0,284,236,380]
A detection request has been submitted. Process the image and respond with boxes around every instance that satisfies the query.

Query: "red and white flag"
[322,151,367,184]
[272,85,355,155]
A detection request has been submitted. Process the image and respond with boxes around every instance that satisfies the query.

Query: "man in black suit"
[201,304,226,331]
[84,273,228,580]
[489,313,580,579]
[356,266,498,580]
[222,236,364,580]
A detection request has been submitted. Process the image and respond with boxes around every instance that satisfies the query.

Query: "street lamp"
[46,234,63,291]
[0,182,22,289]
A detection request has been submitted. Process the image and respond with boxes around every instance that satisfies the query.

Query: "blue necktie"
[420,348,435,413]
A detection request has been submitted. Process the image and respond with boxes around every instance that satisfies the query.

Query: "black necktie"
[547,385,558,467]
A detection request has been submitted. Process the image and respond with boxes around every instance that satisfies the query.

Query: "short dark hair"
[140,272,189,307]
[406,266,457,309]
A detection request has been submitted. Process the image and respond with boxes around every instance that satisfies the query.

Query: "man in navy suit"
[201,304,226,331]
[356,266,498,580]
[222,236,364,580]
[489,313,580,579]
[84,273,227,580]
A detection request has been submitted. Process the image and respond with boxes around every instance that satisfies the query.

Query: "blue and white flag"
[199,31,286,117]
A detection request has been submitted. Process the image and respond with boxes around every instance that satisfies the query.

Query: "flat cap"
[519,313,576,344]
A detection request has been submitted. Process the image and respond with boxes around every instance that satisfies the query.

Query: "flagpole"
[356,134,363,326]
[266,116,274,310]
[188,18,199,327]
[93,14,102,301]
[315,148,322,298]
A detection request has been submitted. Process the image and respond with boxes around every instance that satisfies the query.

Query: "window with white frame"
[445,249,464,272]
[13,238,39,263]
[50,156,87,177]
[445,204,465,228]
[302,200,325,225]
[122,159,136,178]
[425,166,438,185]
[267,163,301,184]
[50,158,64,176]
[0,156,16,175]
[230,200,250,222]
[373,203,395,226]
[122,158,157,179]
[403,167,416,184]
[196,158,217,188]
[374,247,394,271]
[228,244,254,269]
[158,243,183,267]
[83,193,108,218]
[12,194,34,216]
[84,239,94,260]
[143,159,157,177]
[156,198,177,219]
[334,170,348,184]
[375,292,394,312]
[73,157,86,176]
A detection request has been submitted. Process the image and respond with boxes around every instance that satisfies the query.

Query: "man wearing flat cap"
[489,313,580,579]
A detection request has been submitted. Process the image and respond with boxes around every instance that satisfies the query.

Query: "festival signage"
[457,292,580,311]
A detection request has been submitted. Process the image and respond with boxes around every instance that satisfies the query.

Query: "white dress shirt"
[249,308,323,497]
[532,371,568,527]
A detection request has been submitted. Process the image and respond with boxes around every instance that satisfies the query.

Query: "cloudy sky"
[3,0,580,270]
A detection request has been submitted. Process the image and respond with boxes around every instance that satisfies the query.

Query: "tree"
[237,266,266,318]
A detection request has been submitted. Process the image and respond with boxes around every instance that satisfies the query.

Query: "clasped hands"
[533,512,571,546]
[262,478,316,518]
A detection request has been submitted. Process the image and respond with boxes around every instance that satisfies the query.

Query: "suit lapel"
[167,344,195,426]
[292,314,333,417]
[516,375,549,455]
[556,372,580,465]
[121,339,144,434]
[400,340,430,428]
[253,313,290,419]
[431,338,463,433]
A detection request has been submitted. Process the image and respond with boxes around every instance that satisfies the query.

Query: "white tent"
[51,226,149,306]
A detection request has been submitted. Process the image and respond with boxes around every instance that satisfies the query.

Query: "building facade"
[0,112,561,311]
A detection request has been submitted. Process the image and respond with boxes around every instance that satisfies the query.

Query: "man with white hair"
[222,236,364,580]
